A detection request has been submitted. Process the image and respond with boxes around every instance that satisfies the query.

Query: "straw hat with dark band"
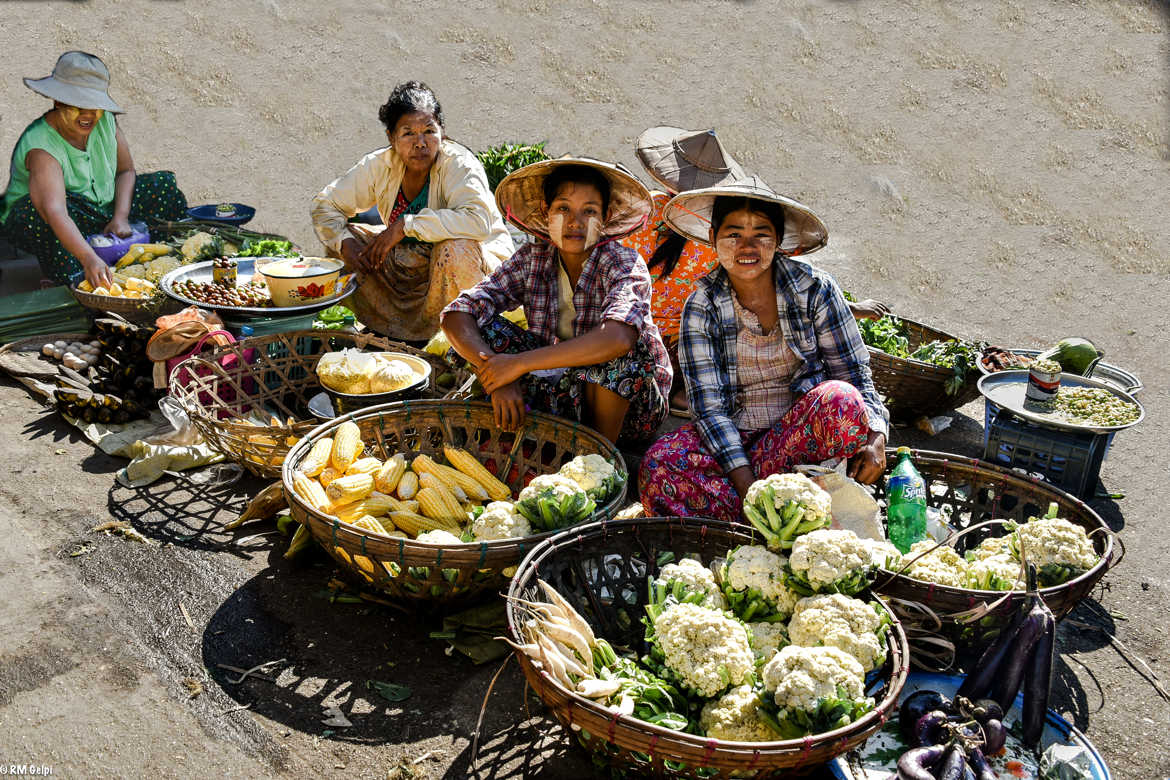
[635,126,747,194]
[661,175,829,256]
[495,155,653,242]
[24,51,124,113]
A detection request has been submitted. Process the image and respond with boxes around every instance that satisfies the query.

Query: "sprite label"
[887,457,928,553]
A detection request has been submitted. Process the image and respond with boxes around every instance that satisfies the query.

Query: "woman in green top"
[1,52,188,287]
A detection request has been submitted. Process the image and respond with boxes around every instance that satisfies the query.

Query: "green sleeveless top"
[0,111,118,224]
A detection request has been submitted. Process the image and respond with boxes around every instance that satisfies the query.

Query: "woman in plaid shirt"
[639,177,890,524]
[441,158,671,445]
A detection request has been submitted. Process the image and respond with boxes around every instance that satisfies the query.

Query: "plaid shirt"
[442,240,673,402]
[679,258,889,474]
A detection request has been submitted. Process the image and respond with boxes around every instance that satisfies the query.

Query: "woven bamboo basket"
[870,449,1116,661]
[282,400,628,606]
[69,285,182,323]
[867,316,983,420]
[505,516,910,779]
[169,330,470,478]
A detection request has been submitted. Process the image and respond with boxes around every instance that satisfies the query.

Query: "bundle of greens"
[476,142,551,192]
[238,239,298,258]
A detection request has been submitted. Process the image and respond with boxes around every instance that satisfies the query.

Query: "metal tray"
[978,370,1144,434]
[979,348,1142,396]
[160,257,357,317]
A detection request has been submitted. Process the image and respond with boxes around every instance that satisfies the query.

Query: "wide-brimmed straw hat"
[24,51,124,113]
[635,126,747,194]
[661,175,828,256]
[495,155,653,242]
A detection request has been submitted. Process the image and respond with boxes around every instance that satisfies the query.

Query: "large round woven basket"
[282,400,628,606]
[169,330,470,478]
[70,285,182,323]
[867,316,982,420]
[506,516,910,779]
[870,449,1116,660]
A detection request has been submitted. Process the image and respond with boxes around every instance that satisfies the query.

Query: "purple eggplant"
[900,690,953,741]
[957,603,1031,701]
[981,718,1007,755]
[897,744,947,780]
[991,600,1048,712]
[1022,604,1056,748]
[968,747,1001,780]
[971,698,1004,723]
[914,710,951,748]
[937,744,969,780]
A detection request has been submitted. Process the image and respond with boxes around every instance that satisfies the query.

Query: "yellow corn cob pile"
[319,466,343,488]
[332,492,408,524]
[351,515,391,535]
[416,486,464,523]
[418,470,468,503]
[374,454,407,493]
[386,510,461,536]
[299,437,333,477]
[443,445,513,501]
[346,457,383,477]
[326,473,375,504]
[331,421,363,471]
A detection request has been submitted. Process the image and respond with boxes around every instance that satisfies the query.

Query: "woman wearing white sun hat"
[1,51,188,288]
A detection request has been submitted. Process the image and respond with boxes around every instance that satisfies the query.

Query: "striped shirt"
[679,257,889,474]
[442,240,673,402]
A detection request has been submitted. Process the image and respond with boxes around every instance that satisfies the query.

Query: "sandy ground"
[2,0,1170,777]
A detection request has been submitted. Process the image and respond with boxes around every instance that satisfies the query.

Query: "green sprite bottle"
[886,447,927,553]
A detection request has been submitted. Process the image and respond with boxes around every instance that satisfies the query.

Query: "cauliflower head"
[745,473,831,518]
[656,558,727,611]
[1014,517,1098,573]
[471,501,531,541]
[742,472,833,551]
[862,538,904,569]
[904,540,969,588]
[721,545,799,621]
[415,529,464,545]
[787,594,886,672]
[761,644,865,711]
[965,553,1024,591]
[558,454,620,499]
[180,231,219,260]
[651,603,755,698]
[518,473,582,504]
[967,534,1014,561]
[748,621,789,662]
[700,685,776,742]
[515,473,593,532]
[787,529,876,595]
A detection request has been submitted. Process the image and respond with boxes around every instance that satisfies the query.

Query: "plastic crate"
[982,407,1111,499]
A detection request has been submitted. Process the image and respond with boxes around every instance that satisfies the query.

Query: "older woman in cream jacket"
[311,81,512,341]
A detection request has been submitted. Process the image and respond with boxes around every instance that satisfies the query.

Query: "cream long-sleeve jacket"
[310,139,514,268]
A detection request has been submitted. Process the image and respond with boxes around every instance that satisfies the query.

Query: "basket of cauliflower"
[282,399,627,605]
[505,516,908,778]
[869,449,1116,655]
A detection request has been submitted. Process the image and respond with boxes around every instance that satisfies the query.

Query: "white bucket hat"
[24,51,124,113]
[661,175,829,256]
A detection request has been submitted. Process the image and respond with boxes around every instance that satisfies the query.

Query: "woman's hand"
[728,465,757,499]
[476,351,528,394]
[490,382,527,431]
[850,298,891,321]
[103,215,133,238]
[82,256,113,290]
[848,431,887,484]
[339,237,364,271]
[357,218,406,272]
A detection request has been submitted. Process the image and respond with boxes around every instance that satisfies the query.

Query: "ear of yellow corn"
[399,499,420,514]
[418,471,468,503]
[319,466,344,488]
[351,515,392,535]
[443,445,512,501]
[396,470,419,500]
[331,421,363,471]
[374,454,407,494]
[386,510,461,537]
[416,486,465,523]
[327,473,375,504]
[332,492,406,524]
[299,437,333,477]
[412,453,489,501]
[346,457,383,477]
[292,472,331,513]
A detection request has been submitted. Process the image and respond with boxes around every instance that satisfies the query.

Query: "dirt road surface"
[2,1,1169,777]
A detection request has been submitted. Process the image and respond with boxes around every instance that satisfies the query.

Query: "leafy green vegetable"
[366,679,412,702]
[856,314,985,395]
[476,142,551,192]
[238,239,298,257]
[313,305,354,330]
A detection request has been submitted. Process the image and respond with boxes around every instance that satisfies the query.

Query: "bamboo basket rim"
[505,515,911,762]
[282,398,628,560]
[871,448,1115,598]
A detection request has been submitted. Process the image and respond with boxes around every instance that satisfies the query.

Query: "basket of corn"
[281,399,628,606]
[71,269,183,323]
[503,516,909,778]
[169,330,470,478]
[868,449,1116,662]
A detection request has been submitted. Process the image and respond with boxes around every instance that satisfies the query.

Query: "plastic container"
[886,447,928,553]
[983,408,1111,499]
[87,223,149,265]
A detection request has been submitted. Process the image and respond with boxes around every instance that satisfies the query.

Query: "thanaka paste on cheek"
[547,212,565,248]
